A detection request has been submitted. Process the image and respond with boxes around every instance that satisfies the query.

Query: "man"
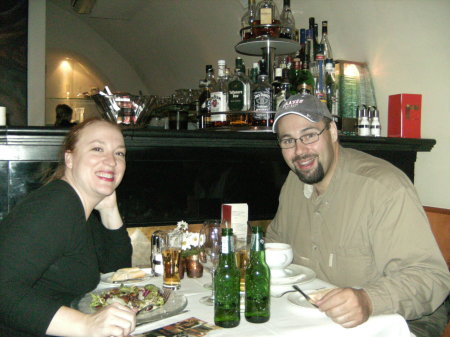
[266,94,449,336]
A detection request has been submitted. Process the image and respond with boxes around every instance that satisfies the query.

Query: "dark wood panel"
[0,127,436,226]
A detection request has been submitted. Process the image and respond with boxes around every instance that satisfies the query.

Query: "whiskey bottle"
[252,74,274,126]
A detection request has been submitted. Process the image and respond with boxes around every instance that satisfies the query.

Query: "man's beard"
[292,155,325,184]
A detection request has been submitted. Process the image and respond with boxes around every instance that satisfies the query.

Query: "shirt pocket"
[330,246,378,287]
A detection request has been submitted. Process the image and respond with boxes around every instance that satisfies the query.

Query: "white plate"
[100,268,154,285]
[287,290,318,310]
[270,264,315,285]
[72,286,188,330]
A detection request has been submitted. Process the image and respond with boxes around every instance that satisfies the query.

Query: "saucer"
[270,264,315,285]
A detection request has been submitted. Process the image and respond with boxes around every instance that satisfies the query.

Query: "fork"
[161,288,173,302]
[136,288,172,314]
[292,285,318,308]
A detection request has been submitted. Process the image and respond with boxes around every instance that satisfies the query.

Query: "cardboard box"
[388,94,422,138]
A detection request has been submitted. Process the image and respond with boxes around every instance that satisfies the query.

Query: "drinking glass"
[162,231,183,289]
[199,219,222,306]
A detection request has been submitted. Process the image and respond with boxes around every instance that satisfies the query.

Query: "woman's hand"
[84,303,136,337]
[47,304,135,337]
[94,192,124,230]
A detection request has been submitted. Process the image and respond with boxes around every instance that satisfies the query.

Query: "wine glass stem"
[211,269,215,300]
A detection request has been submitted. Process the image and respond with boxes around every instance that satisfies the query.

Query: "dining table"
[93,267,414,337]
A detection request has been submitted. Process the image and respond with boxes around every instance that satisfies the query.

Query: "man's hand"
[315,288,372,328]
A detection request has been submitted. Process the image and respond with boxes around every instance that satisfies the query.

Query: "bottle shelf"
[235,37,299,56]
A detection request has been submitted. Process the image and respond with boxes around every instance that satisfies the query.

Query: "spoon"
[292,285,318,308]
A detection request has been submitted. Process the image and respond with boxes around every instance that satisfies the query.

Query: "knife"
[292,285,318,308]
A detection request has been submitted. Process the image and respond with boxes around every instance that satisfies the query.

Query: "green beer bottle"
[214,227,241,328]
[245,226,270,323]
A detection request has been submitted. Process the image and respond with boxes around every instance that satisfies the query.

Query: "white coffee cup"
[265,243,293,278]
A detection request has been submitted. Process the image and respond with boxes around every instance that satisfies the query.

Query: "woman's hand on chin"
[95,192,124,230]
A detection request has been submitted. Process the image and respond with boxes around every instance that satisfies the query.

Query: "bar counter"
[0,127,436,226]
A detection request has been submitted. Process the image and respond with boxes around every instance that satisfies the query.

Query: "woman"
[0,118,136,337]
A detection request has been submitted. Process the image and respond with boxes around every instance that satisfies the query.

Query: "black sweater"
[0,180,132,336]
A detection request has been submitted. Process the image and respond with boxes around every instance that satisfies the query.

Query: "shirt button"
[313,245,318,250]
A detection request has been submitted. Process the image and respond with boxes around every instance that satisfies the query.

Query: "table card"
[221,203,248,241]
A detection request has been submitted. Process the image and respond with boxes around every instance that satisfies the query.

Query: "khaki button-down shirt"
[267,147,450,319]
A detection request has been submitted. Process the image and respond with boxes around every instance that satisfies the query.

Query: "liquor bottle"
[309,17,319,58]
[320,21,333,60]
[245,226,270,323]
[306,30,316,73]
[210,60,229,126]
[249,62,259,86]
[214,228,240,328]
[325,59,338,116]
[199,65,215,113]
[253,0,281,38]
[292,54,314,95]
[314,45,327,103]
[272,67,282,109]
[276,68,292,109]
[296,28,306,62]
[279,0,295,40]
[289,58,301,94]
[252,74,274,126]
[272,68,282,95]
[241,0,257,40]
[228,57,251,112]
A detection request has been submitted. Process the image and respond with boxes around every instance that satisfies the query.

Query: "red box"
[388,94,422,138]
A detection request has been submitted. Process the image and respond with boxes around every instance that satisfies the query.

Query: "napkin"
[129,229,151,267]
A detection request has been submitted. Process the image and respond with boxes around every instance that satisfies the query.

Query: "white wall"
[45,2,146,96]
[27,0,46,126]
[291,0,450,209]
[31,0,449,209]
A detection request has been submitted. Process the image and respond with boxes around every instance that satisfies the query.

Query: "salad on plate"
[90,284,164,312]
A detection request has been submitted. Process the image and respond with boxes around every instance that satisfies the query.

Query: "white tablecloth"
[96,273,412,337]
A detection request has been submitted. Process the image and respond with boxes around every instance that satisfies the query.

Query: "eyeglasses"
[278,126,328,149]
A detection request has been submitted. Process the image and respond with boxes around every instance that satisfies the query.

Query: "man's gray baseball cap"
[272,94,333,133]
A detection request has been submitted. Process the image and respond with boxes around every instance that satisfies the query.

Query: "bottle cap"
[218,60,226,66]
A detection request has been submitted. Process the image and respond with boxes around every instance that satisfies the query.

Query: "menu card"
[134,317,221,337]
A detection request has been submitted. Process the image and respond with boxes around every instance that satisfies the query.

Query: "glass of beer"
[162,231,183,289]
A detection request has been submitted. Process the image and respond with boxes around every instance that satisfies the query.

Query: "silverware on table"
[292,285,318,308]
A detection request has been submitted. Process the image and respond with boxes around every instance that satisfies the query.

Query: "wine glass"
[199,219,222,306]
